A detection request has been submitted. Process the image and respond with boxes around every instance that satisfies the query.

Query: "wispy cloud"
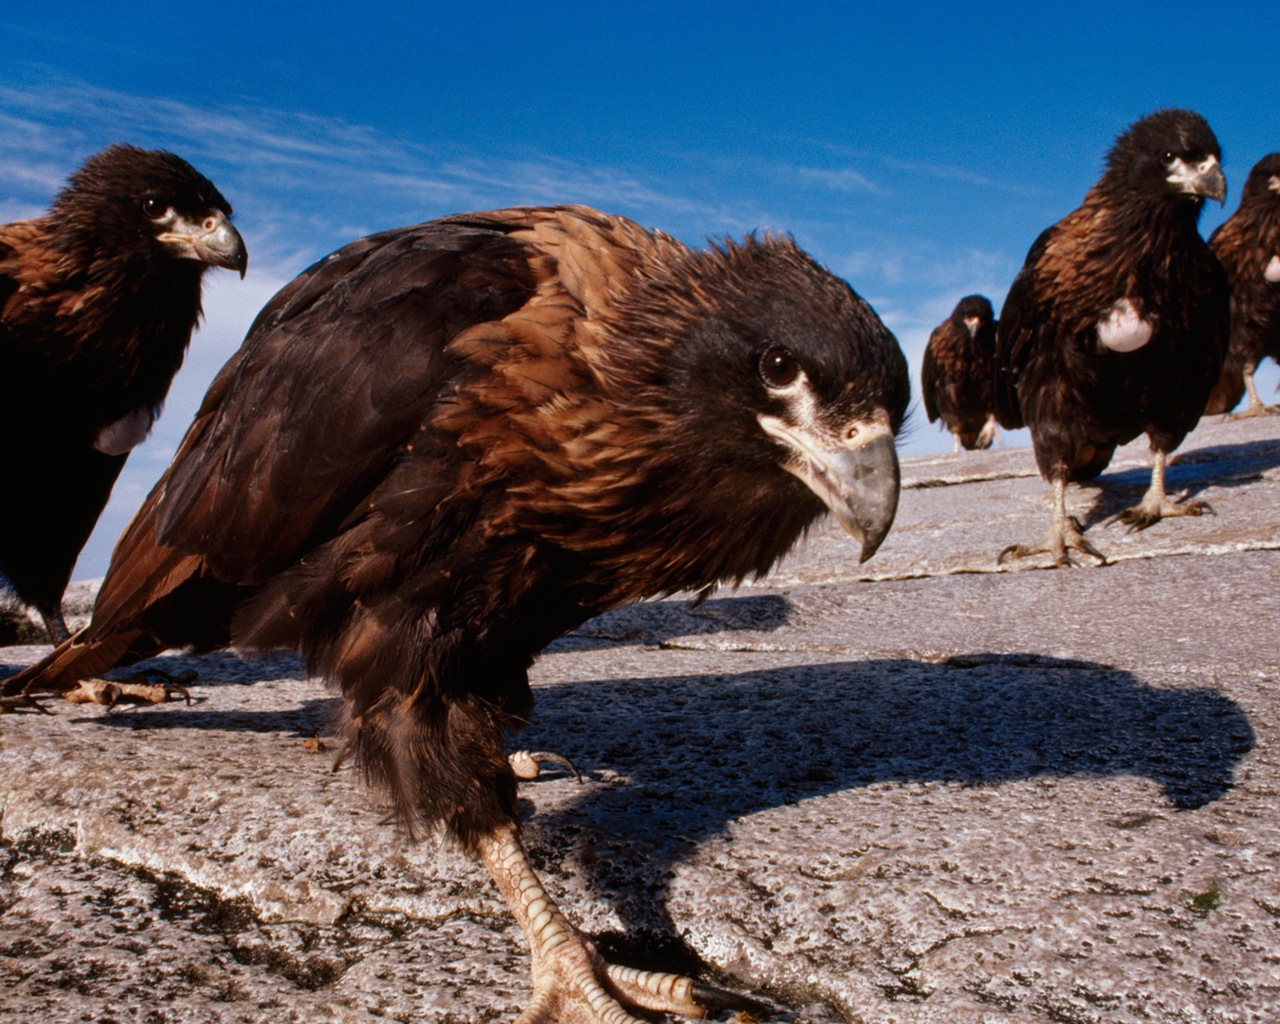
[793,165,881,194]
[878,153,1046,197]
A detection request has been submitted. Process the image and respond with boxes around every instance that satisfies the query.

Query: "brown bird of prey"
[4,206,908,1022]
[922,294,1000,451]
[994,109,1229,567]
[1203,152,1280,417]
[0,144,247,640]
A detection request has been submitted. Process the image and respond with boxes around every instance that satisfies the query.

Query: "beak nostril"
[204,218,217,232]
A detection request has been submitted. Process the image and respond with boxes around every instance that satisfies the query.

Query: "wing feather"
[96,220,538,625]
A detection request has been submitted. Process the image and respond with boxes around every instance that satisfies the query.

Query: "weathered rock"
[0,580,97,645]
[2,415,1279,1023]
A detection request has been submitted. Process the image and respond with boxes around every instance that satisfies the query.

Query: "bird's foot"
[509,749,583,783]
[1108,497,1214,533]
[57,669,196,709]
[1226,402,1280,420]
[518,939,759,1024]
[480,825,762,1024]
[997,515,1108,568]
[0,693,54,714]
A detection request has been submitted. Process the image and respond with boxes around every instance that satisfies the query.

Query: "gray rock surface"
[2,414,1278,1023]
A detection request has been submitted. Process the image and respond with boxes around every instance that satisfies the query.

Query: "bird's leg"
[479,824,756,1024]
[998,478,1108,568]
[1233,362,1280,418]
[975,414,999,450]
[1109,449,1213,531]
[952,432,961,453]
[40,607,70,644]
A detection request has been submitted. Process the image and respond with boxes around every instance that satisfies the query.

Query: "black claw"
[997,543,1025,565]
[526,750,583,783]
[690,981,773,1016]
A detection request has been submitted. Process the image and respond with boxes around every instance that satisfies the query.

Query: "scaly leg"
[974,413,999,450]
[41,606,70,644]
[1109,450,1213,531]
[998,478,1108,568]
[479,823,755,1024]
[1232,361,1280,418]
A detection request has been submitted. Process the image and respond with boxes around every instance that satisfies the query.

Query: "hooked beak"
[1168,154,1226,205]
[758,414,901,562]
[157,209,248,278]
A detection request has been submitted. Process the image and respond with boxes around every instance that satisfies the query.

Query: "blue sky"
[2,0,1276,578]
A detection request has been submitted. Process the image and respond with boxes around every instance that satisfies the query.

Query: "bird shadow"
[0,647,308,693]
[58,695,340,738]
[555,594,793,650]
[1079,435,1280,527]
[519,653,1254,965]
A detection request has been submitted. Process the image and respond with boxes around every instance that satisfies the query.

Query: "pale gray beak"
[759,415,901,562]
[1168,154,1226,205]
[157,209,248,277]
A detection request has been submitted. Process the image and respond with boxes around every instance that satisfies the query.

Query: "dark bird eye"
[142,196,167,220]
[1162,151,1176,164]
[759,346,800,388]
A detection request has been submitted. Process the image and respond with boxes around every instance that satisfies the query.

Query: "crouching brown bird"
[1203,152,1280,417]
[922,294,1000,451]
[0,144,247,640]
[995,109,1229,567]
[3,206,909,1022]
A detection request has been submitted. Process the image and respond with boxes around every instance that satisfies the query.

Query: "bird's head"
[953,294,995,339]
[52,144,248,277]
[1240,152,1280,205]
[624,236,909,564]
[1104,108,1226,208]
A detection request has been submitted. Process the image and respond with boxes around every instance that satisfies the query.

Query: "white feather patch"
[93,408,154,455]
[1097,298,1153,353]
[1265,255,1280,283]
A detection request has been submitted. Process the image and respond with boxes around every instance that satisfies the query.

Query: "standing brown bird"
[995,109,1230,567]
[922,294,1000,451]
[0,144,247,640]
[3,206,908,1022]
[1203,152,1280,417]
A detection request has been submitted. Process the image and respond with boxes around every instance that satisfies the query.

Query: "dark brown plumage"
[0,144,247,639]
[1203,152,1280,417]
[4,205,908,1021]
[922,294,1000,451]
[995,109,1230,566]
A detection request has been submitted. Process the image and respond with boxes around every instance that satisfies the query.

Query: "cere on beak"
[1167,154,1227,204]
[157,209,248,277]
[758,413,900,562]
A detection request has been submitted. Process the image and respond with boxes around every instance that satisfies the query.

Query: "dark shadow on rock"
[1079,436,1280,527]
[519,653,1254,959]
[73,695,340,738]
[0,648,308,689]
[556,594,793,651]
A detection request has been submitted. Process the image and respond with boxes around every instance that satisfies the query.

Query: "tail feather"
[1,627,148,698]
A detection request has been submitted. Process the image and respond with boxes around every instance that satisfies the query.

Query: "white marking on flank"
[1097,298,1153,352]
[93,408,154,455]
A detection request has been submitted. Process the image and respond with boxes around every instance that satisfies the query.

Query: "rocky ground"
[1,413,1278,1024]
